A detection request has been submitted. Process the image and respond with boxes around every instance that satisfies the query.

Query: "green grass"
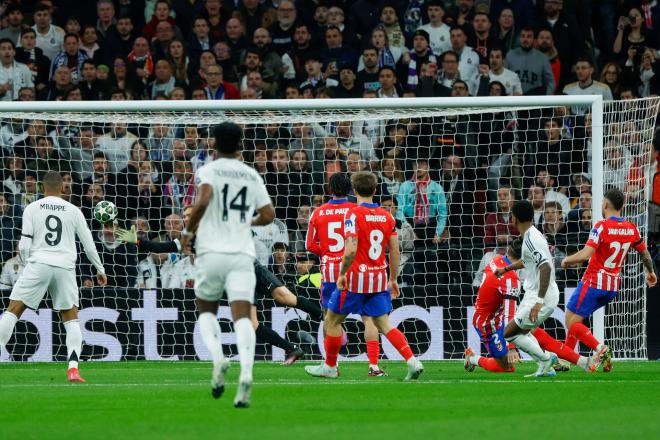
[1,361,659,440]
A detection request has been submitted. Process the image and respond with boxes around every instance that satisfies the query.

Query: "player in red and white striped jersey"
[306,173,386,376]
[305,172,424,380]
[561,188,657,372]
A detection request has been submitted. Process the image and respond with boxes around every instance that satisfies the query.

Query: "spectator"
[269,0,297,55]
[299,55,338,89]
[505,27,554,95]
[290,204,312,255]
[289,149,320,207]
[165,240,196,289]
[252,215,289,265]
[380,158,405,196]
[295,253,321,289]
[151,21,176,63]
[225,18,248,67]
[80,25,105,65]
[281,23,316,83]
[542,200,568,261]
[126,37,154,98]
[81,221,137,288]
[269,241,297,285]
[440,154,475,240]
[449,26,479,82]
[437,50,461,89]
[168,39,190,86]
[202,64,239,99]
[106,15,136,58]
[38,65,72,100]
[136,242,174,289]
[401,29,437,90]
[356,46,382,92]
[527,183,546,226]
[538,0,585,84]
[0,38,34,101]
[32,2,65,61]
[187,16,216,62]
[417,0,451,56]
[536,169,570,216]
[377,65,399,98]
[2,156,24,197]
[0,4,24,45]
[331,64,361,98]
[19,171,41,208]
[96,0,117,40]
[563,58,613,114]
[396,158,448,246]
[163,159,195,214]
[484,185,518,249]
[534,29,559,94]
[494,7,520,52]
[320,25,358,78]
[381,195,415,278]
[234,0,276,41]
[623,46,660,98]
[321,135,346,186]
[79,60,108,100]
[0,242,24,289]
[148,59,182,98]
[203,0,231,41]
[26,135,67,176]
[451,78,470,96]
[266,147,293,225]
[614,6,656,61]
[566,208,592,252]
[336,120,376,163]
[80,182,105,226]
[415,59,451,97]
[364,27,403,71]
[600,62,622,99]
[96,122,138,173]
[49,33,88,83]
[479,47,522,96]
[567,190,592,228]
[143,0,180,42]
[0,193,21,263]
[15,29,51,93]
[248,28,282,83]
[469,12,498,60]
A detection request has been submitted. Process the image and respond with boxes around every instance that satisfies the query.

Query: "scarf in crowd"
[379,47,396,68]
[164,176,196,210]
[407,50,436,89]
[127,50,154,82]
[413,174,431,225]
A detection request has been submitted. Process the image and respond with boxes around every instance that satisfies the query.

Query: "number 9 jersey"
[343,202,397,294]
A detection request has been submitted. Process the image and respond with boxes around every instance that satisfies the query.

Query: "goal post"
[0,96,657,362]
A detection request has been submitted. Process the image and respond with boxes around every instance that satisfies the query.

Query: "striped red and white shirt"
[473,254,521,335]
[582,217,646,292]
[343,202,397,294]
[306,199,356,283]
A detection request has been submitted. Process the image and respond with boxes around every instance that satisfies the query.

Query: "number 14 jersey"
[343,202,397,294]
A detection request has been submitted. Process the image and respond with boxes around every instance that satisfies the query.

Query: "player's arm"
[529,262,551,322]
[18,206,34,263]
[185,183,212,236]
[640,249,657,287]
[388,234,401,298]
[115,227,181,253]
[561,245,595,268]
[337,235,357,290]
[493,259,524,278]
[305,212,322,256]
[252,203,275,226]
[75,210,107,286]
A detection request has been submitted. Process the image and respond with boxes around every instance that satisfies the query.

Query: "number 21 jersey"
[343,203,397,294]
[195,157,272,258]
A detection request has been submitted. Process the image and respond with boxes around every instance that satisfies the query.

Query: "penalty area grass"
[1,361,659,439]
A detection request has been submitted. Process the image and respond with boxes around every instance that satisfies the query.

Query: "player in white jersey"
[495,200,559,377]
[0,171,107,382]
[183,122,275,408]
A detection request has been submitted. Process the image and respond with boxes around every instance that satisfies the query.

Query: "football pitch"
[1,361,659,439]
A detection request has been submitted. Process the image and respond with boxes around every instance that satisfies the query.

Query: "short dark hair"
[520,26,536,36]
[64,32,79,42]
[604,188,625,211]
[42,171,62,191]
[329,173,352,197]
[511,200,535,223]
[20,28,36,38]
[93,151,107,160]
[508,238,523,260]
[0,38,15,49]
[213,122,242,154]
[351,171,377,197]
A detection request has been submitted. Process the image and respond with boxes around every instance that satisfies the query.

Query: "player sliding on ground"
[0,171,107,382]
[306,172,387,376]
[116,206,322,365]
[183,122,275,408]
[464,240,523,373]
[305,172,424,380]
[494,201,561,377]
[558,188,657,372]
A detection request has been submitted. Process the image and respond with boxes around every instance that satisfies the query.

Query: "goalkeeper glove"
[115,225,138,244]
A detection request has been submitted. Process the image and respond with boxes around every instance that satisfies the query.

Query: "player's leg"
[504,317,556,377]
[532,327,598,372]
[271,286,324,322]
[194,255,230,399]
[465,325,515,373]
[1,263,49,358]
[251,305,305,365]
[362,316,385,376]
[364,292,423,380]
[51,267,86,382]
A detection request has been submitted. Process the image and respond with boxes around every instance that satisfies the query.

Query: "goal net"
[0,97,658,362]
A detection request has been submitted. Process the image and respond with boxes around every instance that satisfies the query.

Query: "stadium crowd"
[0,0,659,292]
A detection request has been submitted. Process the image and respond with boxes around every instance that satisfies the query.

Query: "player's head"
[511,200,534,226]
[42,170,63,195]
[329,172,352,198]
[603,188,624,215]
[507,238,523,261]
[213,122,242,155]
[351,171,377,198]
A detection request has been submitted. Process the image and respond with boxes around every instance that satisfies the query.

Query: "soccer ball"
[94,200,118,224]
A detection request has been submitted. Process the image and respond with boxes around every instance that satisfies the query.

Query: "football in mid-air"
[94,200,118,224]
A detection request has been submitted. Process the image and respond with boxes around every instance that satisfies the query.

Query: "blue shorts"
[475,325,508,358]
[320,282,336,309]
[327,290,392,317]
[567,281,617,318]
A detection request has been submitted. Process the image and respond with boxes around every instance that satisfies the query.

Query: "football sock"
[255,324,294,352]
[294,297,324,322]
[366,339,380,366]
[63,319,82,370]
[533,328,580,364]
[234,317,256,383]
[477,357,514,372]
[567,323,601,351]
[385,328,413,361]
[324,334,343,368]
[0,312,18,348]
[198,312,224,364]
[508,333,550,362]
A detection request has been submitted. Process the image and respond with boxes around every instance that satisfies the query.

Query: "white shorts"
[514,294,559,330]
[194,253,256,303]
[10,263,79,311]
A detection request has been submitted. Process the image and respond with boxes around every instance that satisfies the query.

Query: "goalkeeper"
[115,222,324,365]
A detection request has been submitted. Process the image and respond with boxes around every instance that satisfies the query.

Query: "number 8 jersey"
[343,202,397,294]
[195,157,272,258]
[582,216,646,291]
